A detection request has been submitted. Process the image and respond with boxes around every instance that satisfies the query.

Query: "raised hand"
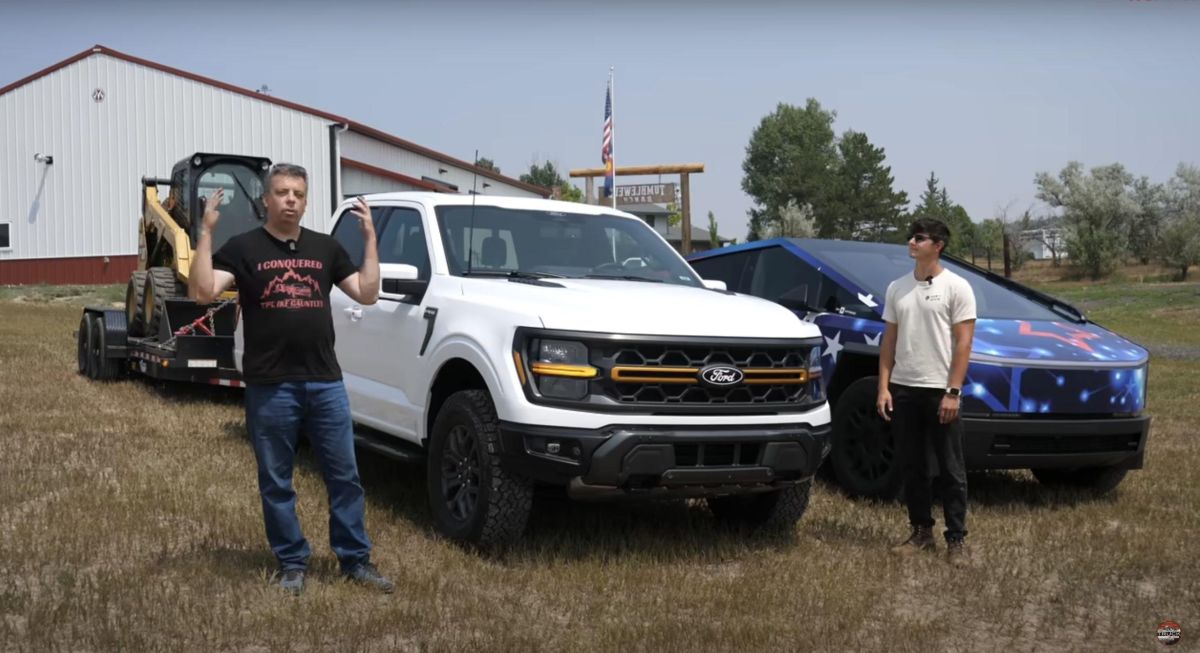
[202,188,224,233]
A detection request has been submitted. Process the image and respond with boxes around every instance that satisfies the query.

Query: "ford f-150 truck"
[239,193,831,548]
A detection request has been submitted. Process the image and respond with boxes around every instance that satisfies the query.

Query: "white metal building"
[0,45,547,284]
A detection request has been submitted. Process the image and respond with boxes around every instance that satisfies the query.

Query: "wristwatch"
[945,387,962,397]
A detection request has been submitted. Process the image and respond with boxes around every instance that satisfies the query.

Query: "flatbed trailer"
[76,298,242,387]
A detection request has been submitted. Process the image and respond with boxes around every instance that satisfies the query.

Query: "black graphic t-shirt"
[213,227,357,384]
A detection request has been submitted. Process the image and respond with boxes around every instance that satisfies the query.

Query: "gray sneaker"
[274,569,305,596]
[344,562,395,594]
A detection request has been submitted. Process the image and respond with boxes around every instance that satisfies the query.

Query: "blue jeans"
[244,380,371,572]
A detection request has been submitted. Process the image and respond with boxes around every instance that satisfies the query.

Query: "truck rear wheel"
[143,267,181,340]
[830,376,903,499]
[706,480,813,531]
[1032,467,1129,494]
[125,271,147,337]
[426,390,532,549]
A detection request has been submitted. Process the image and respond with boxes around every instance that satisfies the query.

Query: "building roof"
[0,45,550,198]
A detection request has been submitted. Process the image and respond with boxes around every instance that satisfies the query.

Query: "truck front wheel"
[426,390,532,549]
[706,480,812,531]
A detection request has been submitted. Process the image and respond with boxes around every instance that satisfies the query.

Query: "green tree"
[909,172,976,257]
[824,130,909,241]
[519,160,583,203]
[707,210,720,249]
[1130,177,1168,265]
[1035,162,1137,279]
[765,201,816,238]
[475,157,500,173]
[1161,163,1200,280]
[742,99,837,240]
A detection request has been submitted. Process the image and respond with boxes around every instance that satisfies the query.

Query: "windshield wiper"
[582,274,664,282]
[460,270,566,279]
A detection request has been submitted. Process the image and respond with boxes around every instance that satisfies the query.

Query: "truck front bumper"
[962,414,1150,470]
[498,421,832,499]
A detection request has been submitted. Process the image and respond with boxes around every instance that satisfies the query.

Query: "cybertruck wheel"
[830,377,903,499]
[426,390,532,549]
[1032,466,1129,494]
[706,480,813,531]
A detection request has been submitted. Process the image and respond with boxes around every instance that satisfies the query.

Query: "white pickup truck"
[239,192,832,548]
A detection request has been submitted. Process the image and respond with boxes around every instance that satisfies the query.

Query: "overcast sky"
[2,0,1197,239]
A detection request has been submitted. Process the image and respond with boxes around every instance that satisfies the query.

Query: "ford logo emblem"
[699,365,743,387]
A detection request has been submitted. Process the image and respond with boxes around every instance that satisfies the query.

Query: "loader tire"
[143,267,182,340]
[125,270,147,337]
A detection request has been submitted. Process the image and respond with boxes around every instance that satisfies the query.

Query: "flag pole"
[609,67,616,210]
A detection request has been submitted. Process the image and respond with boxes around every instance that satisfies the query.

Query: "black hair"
[908,218,950,252]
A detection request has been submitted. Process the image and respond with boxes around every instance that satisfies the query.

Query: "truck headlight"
[528,339,595,400]
[807,346,826,404]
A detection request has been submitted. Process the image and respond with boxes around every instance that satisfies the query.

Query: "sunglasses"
[908,233,936,243]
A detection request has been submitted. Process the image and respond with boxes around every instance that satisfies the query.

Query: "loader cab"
[169,153,271,252]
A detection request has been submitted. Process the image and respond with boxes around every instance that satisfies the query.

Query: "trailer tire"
[143,267,181,340]
[76,314,93,377]
[126,271,147,337]
[90,314,121,381]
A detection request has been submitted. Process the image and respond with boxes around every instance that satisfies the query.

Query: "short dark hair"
[908,218,950,250]
[266,163,308,190]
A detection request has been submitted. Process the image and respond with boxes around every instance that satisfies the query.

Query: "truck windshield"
[435,205,702,287]
[196,164,265,251]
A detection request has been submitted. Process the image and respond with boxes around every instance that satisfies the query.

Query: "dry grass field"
[1,279,1197,652]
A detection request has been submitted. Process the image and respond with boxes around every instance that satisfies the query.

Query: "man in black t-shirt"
[190,163,393,595]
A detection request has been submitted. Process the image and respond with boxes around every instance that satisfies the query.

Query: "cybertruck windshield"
[435,205,702,287]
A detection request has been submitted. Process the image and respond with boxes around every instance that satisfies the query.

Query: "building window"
[0,223,10,250]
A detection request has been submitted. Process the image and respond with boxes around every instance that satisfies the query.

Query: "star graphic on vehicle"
[864,331,881,347]
[824,330,844,361]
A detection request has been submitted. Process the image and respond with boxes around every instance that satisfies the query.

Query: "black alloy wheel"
[440,424,482,523]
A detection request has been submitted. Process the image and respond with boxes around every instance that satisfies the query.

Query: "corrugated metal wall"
[0,53,334,262]
[341,167,426,197]
[340,131,540,198]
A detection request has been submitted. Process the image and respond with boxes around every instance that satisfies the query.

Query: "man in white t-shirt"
[877,218,977,567]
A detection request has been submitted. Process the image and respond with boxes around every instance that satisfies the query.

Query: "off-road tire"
[142,267,182,340]
[707,480,813,531]
[831,376,904,499]
[426,389,533,549]
[125,270,147,337]
[1032,466,1129,494]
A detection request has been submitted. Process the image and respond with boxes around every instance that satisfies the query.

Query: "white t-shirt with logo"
[882,268,977,389]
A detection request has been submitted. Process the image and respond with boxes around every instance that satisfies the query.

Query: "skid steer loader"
[76,153,271,384]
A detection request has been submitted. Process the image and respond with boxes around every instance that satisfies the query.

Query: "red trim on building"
[341,158,443,192]
[0,255,138,285]
[1,45,550,197]
[346,123,552,197]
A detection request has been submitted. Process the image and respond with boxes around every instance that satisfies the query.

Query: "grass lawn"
[0,280,1196,651]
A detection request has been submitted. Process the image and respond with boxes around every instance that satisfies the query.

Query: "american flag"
[601,77,613,198]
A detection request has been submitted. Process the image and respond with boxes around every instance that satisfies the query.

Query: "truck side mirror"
[380,263,428,304]
[702,279,728,291]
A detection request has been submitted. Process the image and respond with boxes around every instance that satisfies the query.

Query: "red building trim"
[0,255,138,286]
[1,45,549,197]
[341,158,443,191]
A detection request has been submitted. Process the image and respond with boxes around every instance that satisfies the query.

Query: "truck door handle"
[344,306,363,320]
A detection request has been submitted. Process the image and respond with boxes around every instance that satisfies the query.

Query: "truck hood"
[460,278,819,339]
